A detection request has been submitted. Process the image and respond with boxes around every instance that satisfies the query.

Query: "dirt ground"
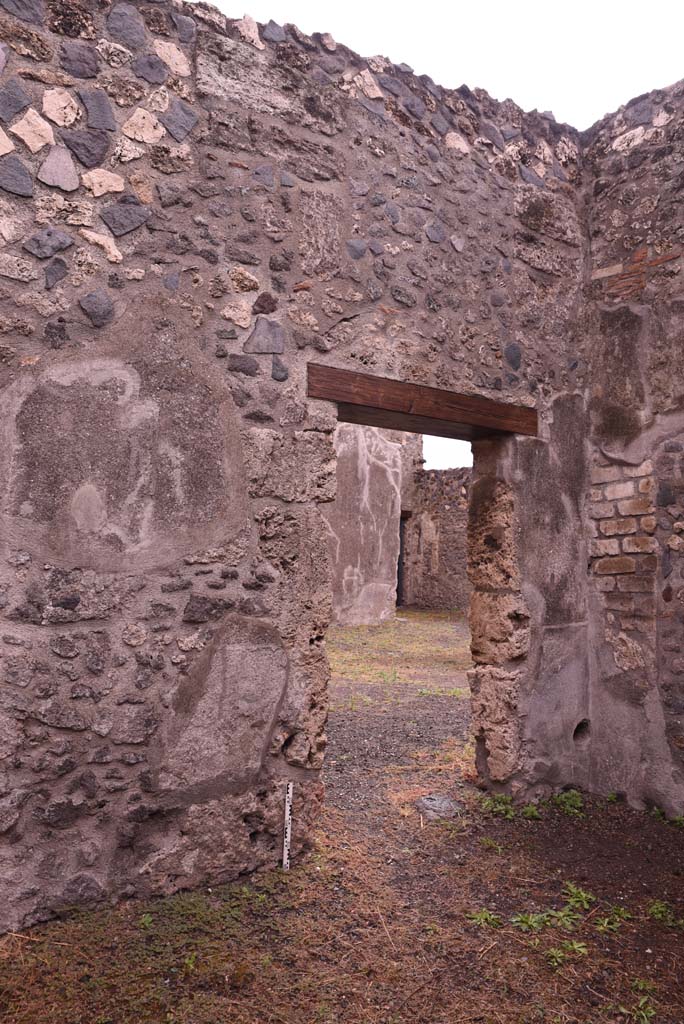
[1,609,683,1024]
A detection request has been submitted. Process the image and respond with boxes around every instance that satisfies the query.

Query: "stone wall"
[579,93,684,814]
[399,466,471,612]
[0,0,682,931]
[322,423,404,624]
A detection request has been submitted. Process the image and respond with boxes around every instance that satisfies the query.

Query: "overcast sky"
[203,0,684,466]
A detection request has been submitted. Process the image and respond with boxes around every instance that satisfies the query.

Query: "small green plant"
[510,911,550,932]
[561,939,588,957]
[606,792,618,803]
[139,912,153,929]
[466,909,503,928]
[647,899,674,924]
[671,815,684,828]
[552,789,584,816]
[562,882,596,911]
[632,979,656,995]
[481,794,515,819]
[652,807,667,823]
[480,837,503,854]
[547,906,582,931]
[521,803,542,820]
[183,951,198,974]
[545,946,567,969]
[618,996,657,1023]
[596,904,632,933]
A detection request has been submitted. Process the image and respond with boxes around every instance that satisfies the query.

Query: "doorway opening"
[322,424,473,819]
[309,363,537,819]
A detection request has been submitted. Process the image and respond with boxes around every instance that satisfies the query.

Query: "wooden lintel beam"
[307,364,538,439]
[337,403,496,441]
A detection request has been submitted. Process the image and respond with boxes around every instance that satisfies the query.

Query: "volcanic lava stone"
[431,111,450,135]
[347,239,367,260]
[62,128,110,168]
[59,41,100,79]
[390,285,417,307]
[403,92,426,119]
[227,354,259,376]
[252,292,278,314]
[79,289,114,328]
[132,53,168,84]
[385,201,401,223]
[44,319,69,347]
[226,245,260,266]
[480,120,505,151]
[269,252,291,272]
[262,19,286,42]
[0,0,44,23]
[77,88,116,132]
[100,194,151,236]
[426,221,446,243]
[244,317,285,354]
[0,154,33,197]
[520,164,545,188]
[0,79,30,124]
[45,257,68,290]
[172,13,196,42]
[23,228,73,259]
[252,164,275,188]
[504,342,522,370]
[415,794,463,820]
[107,2,147,50]
[182,594,230,623]
[158,98,198,142]
[271,355,289,382]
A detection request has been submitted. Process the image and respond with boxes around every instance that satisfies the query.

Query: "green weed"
[547,906,582,931]
[596,905,632,933]
[466,909,503,928]
[561,939,588,957]
[632,979,656,995]
[562,882,596,911]
[552,789,584,816]
[544,946,567,969]
[510,912,550,932]
[647,899,674,923]
[481,793,515,819]
[618,996,657,1023]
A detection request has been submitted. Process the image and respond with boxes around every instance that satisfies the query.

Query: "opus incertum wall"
[0,0,682,931]
[401,466,472,614]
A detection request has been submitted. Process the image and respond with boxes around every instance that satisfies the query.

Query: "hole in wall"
[573,719,590,744]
